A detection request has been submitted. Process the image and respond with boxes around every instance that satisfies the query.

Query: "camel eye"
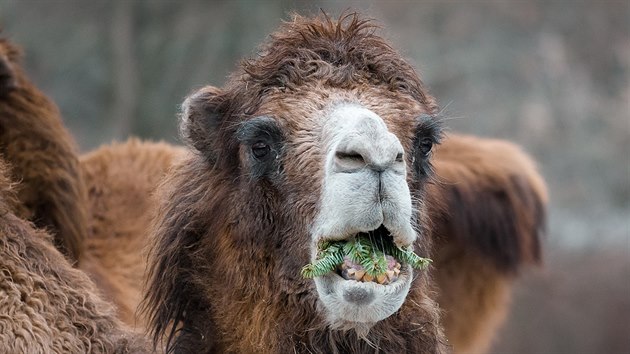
[419,138,433,156]
[252,141,271,159]
[237,116,284,179]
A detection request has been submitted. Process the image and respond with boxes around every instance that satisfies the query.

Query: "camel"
[79,139,185,326]
[0,14,546,353]
[0,157,151,353]
[141,14,547,353]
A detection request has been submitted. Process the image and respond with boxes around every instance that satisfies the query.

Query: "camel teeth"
[362,273,374,282]
[376,274,387,284]
[354,270,365,281]
[386,270,395,281]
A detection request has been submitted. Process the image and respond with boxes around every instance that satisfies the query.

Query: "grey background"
[1,1,628,352]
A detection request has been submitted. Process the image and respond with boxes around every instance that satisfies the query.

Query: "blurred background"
[1,1,628,352]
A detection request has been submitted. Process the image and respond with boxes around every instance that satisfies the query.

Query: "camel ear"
[0,53,19,96]
[180,85,224,160]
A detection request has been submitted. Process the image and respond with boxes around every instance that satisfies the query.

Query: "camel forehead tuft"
[235,13,437,112]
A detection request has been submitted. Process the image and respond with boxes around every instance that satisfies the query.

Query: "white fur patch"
[314,266,413,327]
[310,103,416,328]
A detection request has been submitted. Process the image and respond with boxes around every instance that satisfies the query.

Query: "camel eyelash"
[236,116,284,146]
[415,114,444,145]
[410,114,443,178]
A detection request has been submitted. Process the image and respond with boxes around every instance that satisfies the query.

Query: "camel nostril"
[334,150,367,171]
[330,111,406,174]
[335,151,365,163]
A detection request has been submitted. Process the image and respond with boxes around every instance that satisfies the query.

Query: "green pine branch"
[300,242,345,278]
[300,235,432,279]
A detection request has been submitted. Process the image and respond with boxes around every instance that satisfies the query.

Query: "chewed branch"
[301,235,432,279]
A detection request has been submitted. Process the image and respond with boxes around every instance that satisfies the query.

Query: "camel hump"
[428,133,548,273]
[0,36,87,265]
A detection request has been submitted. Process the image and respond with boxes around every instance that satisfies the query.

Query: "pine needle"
[301,235,432,279]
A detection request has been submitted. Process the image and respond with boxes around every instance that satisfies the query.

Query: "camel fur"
[0,38,88,264]
[0,158,151,353]
[0,37,186,329]
[80,139,185,326]
[429,134,547,353]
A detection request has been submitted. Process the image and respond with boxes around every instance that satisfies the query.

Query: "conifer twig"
[301,235,431,279]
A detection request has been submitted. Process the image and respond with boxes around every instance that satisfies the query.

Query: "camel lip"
[302,225,413,284]
[313,266,414,325]
[318,264,413,292]
[315,224,413,250]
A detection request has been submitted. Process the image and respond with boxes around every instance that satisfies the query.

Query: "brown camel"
[141,14,547,353]
[429,134,546,353]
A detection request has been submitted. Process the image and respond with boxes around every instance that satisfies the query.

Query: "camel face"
[311,103,416,327]
[236,84,440,334]
[145,15,449,352]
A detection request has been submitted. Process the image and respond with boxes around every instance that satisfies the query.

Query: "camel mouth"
[308,225,425,326]
[306,223,429,326]
[333,225,402,285]
[336,254,402,285]
[304,225,429,286]
[313,259,413,326]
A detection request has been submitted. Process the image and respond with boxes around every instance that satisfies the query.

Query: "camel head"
[145,14,444,351]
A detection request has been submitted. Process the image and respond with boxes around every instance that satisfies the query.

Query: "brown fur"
[0,35,186,328]
[0,37,88,264]
[0,158,152,353]
[80,139,186,327]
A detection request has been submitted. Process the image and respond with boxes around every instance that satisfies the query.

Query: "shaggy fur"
[0,158,151,353]
[0,36,186,328]
[80,139,186,327]
[0,37,88,264]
